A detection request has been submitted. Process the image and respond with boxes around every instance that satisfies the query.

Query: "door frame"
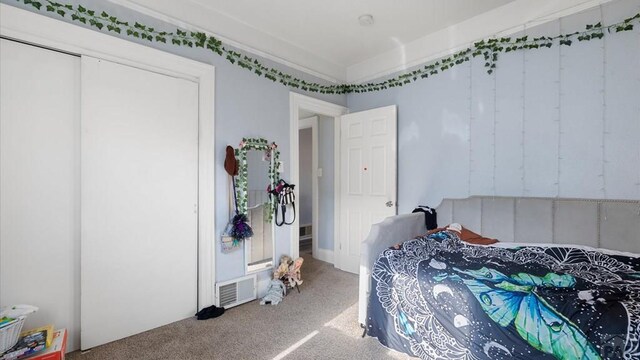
[298,116,318,259]
[0,4,216,311]
[289,93,347,265]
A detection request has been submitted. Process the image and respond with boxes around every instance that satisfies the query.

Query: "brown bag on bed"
[458,227,498,245]
[427,224,499,245]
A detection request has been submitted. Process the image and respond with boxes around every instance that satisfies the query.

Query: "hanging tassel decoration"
[230,212,253,242]
[230,175,253,242]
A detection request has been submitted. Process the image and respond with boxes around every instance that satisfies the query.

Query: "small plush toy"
[260,279,286,305]
[283,257,304,289]
[273,255,292,280]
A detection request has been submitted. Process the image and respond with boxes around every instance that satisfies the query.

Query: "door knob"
[385,201,394,207]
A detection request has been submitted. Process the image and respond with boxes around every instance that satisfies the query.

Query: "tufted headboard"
[436,196,640,253]
[358,196,640,326]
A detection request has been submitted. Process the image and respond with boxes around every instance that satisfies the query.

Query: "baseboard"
[314,248,334,264]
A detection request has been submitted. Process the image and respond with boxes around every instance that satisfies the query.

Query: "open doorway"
[296,112,336,262]
[289,93,347,265]
[298,116,316,256]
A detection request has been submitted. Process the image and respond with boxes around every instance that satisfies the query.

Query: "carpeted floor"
[68,255,413,360]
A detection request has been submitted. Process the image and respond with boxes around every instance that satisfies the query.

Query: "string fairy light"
[556,18,564,198]
[600,5,608,200]
[521,24,527,196]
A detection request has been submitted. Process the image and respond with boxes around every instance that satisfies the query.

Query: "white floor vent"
[215,274,257,309]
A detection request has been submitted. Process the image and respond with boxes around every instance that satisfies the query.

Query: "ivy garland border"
[15,0,640,94]
[234,138,280,221]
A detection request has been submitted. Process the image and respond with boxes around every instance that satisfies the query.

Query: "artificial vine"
[16,0,640,94]
[234,138,280,221]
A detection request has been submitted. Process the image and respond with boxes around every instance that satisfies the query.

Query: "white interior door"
[339,105,397,274]
[81,57,199,349]
[0,39,81,351]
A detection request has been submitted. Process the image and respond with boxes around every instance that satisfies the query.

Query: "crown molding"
[106,0,346,83]
[346,0,615,84]
[106,0,616,86]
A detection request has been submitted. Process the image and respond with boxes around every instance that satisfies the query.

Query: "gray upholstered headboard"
[437,196,640,253]
[358,196,640,326]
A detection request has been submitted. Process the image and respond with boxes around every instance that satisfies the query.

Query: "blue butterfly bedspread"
[366,231,640,360]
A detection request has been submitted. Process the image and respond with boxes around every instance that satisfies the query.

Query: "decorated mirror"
[235,138,280,273]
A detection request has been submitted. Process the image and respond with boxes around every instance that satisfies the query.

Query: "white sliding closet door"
[0,39,81,351]
[81,57,199,350]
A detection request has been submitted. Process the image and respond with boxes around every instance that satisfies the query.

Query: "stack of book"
[1,326,66,360]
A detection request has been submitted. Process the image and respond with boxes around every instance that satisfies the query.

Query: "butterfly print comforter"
[366,231,640,359]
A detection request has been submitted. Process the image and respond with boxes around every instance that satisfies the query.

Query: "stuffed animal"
[273,255,292,280]
[260,279,286,305]
[270,255,304,295]
[283,257,304,288]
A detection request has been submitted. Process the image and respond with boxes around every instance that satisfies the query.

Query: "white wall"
[348,0,640,212]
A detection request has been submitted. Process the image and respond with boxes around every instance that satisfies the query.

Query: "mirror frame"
[235,138,280,274]
[234,137,281,220]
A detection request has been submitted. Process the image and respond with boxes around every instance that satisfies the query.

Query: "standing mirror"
[235,138,280,274]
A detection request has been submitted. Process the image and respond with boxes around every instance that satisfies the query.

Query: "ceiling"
[184,0,512,67]
[110,0,607,82]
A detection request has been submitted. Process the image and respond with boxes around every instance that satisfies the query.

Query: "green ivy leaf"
[11,0,639,94]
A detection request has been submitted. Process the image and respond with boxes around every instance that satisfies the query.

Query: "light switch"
[317,168,323,177]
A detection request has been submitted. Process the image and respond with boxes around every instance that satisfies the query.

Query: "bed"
[358,196,640,359]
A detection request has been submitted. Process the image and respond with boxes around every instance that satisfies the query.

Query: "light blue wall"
[347,0,640,214]
[317,115,335,251]
[1,0,347,285]
[7,0,640,282]
[297,115,334,251]
[298,128,313,225]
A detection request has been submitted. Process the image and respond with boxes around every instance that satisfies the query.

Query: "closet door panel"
[0,39,81,351]
[81,57,199,349]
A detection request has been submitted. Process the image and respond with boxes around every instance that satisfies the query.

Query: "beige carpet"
[68,255,413,360]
